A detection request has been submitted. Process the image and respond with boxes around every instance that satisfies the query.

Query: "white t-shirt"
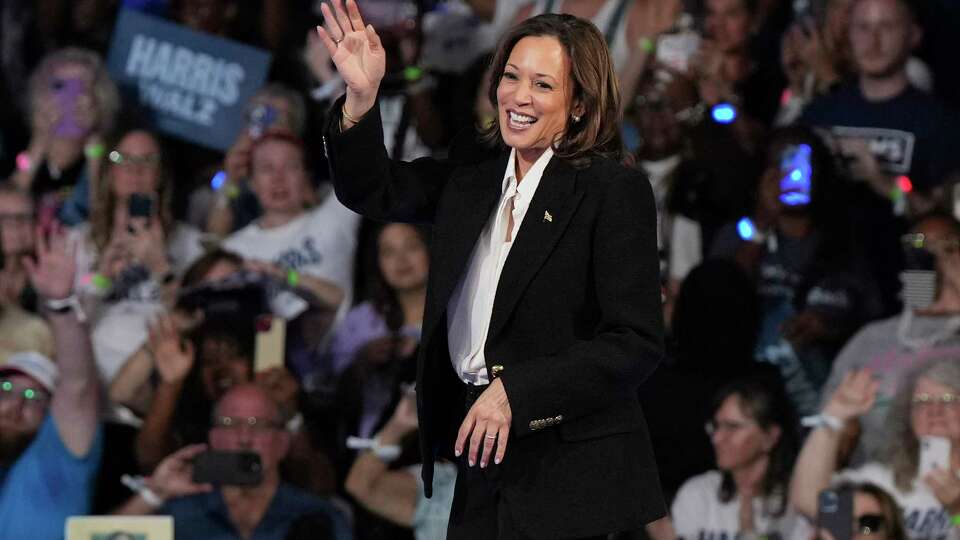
[837,462,956,540]
[69,222,205,383]
[222,193,360,321]
[672,471,803,540]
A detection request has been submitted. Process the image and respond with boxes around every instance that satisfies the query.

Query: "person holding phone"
[320,1,665,537]
[114,384,352,540]
[790,360,960,540]
[68,126,204,385]
[815,482,908,540]
[12,47,120,228]
[708,127,875,417]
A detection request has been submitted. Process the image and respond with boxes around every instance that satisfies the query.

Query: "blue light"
[790,169,802,181]
[779,144,813,207]
[711,103,737,124]
[737,217,756,241]
[210,170,227,191]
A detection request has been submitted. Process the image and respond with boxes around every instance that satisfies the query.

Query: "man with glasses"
[116,383,351,540]
[0,227,103,539]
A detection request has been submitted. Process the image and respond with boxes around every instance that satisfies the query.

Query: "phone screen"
[779,143,813,207]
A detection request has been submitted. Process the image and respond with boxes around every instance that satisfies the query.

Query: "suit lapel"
[424,152,508,338]
[487,157,584,342]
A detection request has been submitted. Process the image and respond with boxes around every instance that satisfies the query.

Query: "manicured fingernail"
[455,448,461,457]
[469,459,475,467]
[495,457,501,464]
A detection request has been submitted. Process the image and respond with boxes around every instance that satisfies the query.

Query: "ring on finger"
[485,434,497,439]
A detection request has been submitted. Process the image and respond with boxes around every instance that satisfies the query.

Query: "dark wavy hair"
[713,375,799,517]
[480,13,624,167]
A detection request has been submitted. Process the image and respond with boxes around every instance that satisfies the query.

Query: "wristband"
[15,151,32,173]
[403,65,424,83]
[44,295,87,323]
[800,413,844,432]
[952,514,960,527]
[90,273,113,292]
[286,269,300,288]
[346,436,402,462]
[638,36,655,53]
[121,474,163,509]
[84,142,105,160]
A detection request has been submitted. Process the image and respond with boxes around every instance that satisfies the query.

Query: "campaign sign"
[107,9,271,151]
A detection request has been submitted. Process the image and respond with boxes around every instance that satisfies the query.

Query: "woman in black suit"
[317,1,665,538]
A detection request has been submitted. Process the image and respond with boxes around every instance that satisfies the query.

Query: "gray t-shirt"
[822,312,960,462]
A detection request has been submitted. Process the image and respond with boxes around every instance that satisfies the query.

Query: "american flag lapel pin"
[543,210,553,223]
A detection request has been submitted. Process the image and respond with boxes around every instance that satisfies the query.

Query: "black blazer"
[324,98,666,538]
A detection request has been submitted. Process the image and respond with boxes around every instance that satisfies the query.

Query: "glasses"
[912,392,960,406]
[855,514,885,535]
[212,415,282,432]
[704,420,753,436]
[0,379,50,407]
[901,233,960,255]
[108,150,161,168]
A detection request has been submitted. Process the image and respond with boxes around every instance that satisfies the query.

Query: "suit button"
[491,365,504,378]
[529,420,538,430]
[555,415,563,423]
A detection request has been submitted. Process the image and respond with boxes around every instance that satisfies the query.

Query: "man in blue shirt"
[116,383,352,540]
[0,229,103,539]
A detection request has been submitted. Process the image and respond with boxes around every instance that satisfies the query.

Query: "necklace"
[896,309,960,351]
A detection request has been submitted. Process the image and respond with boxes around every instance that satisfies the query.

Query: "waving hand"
[316,0,385,119]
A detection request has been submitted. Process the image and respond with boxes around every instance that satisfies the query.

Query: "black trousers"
[445,383,606,540]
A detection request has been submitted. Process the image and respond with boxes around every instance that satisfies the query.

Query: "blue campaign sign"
[107,9,272,151]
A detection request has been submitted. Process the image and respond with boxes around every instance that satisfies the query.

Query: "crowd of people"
[0,0,959,539]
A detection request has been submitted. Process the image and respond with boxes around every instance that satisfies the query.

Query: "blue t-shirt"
[800,83,960,190]
[160,483,353,540]
[0,415,104,540]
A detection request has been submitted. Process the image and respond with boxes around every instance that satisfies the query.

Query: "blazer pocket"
[558,401,644,442]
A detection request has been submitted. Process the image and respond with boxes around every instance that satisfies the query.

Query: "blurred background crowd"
[0,0,959,539]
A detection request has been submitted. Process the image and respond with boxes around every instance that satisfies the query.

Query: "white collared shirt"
[447,147,554,385]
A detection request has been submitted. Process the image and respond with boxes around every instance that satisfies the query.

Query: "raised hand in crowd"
[24,225,76,301]
[146,443,213,503]
[126,218,171,279]
[147,314,195,386]
[317,0,386,123]
[823,368,879,423]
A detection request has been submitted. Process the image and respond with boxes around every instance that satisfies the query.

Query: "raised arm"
[24,227,99,458]
[789,368,878,518]
[317,0,461,224]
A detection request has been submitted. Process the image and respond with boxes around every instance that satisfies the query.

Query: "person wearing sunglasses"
[812,482,908,540]
[669,374,803,540]
[791,358,960,540]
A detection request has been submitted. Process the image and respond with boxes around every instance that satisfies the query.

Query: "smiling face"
[911,377,960,441]
[496,35,578,159]
[250,139,309,218]
[710,394,780,471]
[378,224,429,294]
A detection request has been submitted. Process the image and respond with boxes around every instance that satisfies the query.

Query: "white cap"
[0,351,58,393]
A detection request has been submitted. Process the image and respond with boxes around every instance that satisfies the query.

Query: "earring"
[572,114,581,123]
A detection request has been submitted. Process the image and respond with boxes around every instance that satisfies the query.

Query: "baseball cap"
[0,351,58,393]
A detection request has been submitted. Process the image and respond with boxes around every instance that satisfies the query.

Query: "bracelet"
[345,436,402,462]
[952,513,960,527]
[121,474,163,509]
[15,151,32,173]
[286,269,300,288]
[44,295,87,323]
[341,106,365,126]
[800,413,844,432]
[403,65,424,83]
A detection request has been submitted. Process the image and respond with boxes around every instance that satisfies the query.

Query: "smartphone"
[779,143,813,207]
[192,450,263,486]
[128,193,153,220]
[51,77,86,138]
[919,436,951,477]
[246,103,277,139]
[900,233,937,309]
[254,314,286,373]
[817,487,853,540]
